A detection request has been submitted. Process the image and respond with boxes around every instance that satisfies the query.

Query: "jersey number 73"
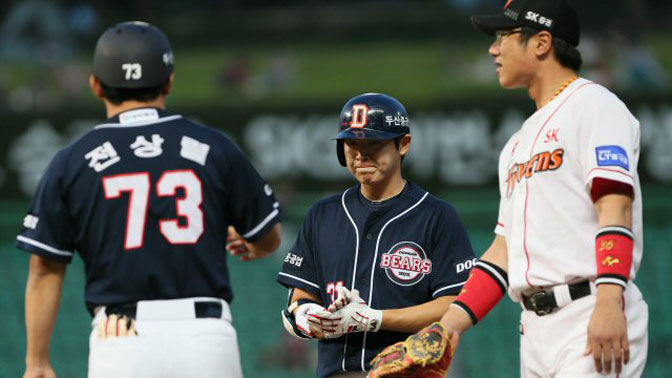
[103,169,204,250]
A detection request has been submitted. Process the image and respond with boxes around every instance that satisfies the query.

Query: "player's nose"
[489,42,500,57]
[354,150,370,162]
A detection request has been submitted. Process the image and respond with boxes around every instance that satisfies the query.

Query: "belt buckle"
[528,291,554,316]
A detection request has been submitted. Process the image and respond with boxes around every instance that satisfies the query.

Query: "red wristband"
[595,226,633,288]
[452,261,507,325]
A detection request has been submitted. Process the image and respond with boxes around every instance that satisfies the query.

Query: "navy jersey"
[16,108,280,313]
[277,182,475,377]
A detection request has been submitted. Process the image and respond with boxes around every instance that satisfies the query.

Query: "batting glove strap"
[282,301,326,339]
[595,226,633,289]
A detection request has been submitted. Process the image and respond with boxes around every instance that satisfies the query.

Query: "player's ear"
[535,31,553,57]
[162,73,175,96]
[399,135,411,157]
[89,75,105,99]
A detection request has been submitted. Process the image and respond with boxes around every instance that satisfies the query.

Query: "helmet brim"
[332,128,406,140]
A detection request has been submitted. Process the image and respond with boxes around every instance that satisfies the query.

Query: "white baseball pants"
[88,297,243,378]
[520,282,648,378]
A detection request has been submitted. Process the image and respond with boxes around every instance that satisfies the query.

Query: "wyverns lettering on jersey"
[16,108,281,313]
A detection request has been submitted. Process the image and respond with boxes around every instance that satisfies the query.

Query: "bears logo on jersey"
[380,241,432,286]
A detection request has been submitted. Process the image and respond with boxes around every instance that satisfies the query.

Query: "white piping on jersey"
[273,202,280,209]
[522,80,595,289]
[340,188,360,372]
[277,272,320,290]
[432,280,467,297]
[16,236,74,257]
[361,191,429,371]
[94,115,183,129]
[242,209,279,239]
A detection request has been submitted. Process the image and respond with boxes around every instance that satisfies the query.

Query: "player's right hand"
[584,286,629,375]
[226,226,260,262]
[98,314,138,339]
[23,364,57,378]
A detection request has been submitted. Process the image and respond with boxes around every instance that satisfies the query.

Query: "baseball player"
[276,93,477,378]
[372,1,649,377]
[17,21,282,378]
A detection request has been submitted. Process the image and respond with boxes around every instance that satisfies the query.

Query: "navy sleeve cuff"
[15,237,73,264]
[277,272,321,297]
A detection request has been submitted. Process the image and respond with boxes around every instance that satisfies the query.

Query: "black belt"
[522,280,592,316]
[105,301,223,319]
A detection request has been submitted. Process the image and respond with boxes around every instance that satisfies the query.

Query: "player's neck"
[104,97,167,119]
[360,175,406,202]
[528,66,578,109]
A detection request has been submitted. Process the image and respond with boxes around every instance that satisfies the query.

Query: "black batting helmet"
[334,93,410,167]
[93,21,174,88]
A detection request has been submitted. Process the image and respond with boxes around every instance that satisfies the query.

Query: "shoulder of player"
[568,81,639,129]
[416,191,460,218]
[306,191,349,215]
[402,183,458,217]
[570,80,626,109]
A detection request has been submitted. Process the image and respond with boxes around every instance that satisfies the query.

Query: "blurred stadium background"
[1,0,670,377]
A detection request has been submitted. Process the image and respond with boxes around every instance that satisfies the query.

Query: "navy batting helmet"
[93,21,174,88]
[335,93,410,167]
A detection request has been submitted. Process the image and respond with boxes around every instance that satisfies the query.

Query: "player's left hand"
[584,286,629,375]
[23,364,57,378]
[226,226,260,262]
[327,285,357,312]
[309,288,382,338]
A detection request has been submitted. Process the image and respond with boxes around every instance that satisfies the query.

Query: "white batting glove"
[309,289,383,339]
[294,303,330,338]
[327,286,357,312]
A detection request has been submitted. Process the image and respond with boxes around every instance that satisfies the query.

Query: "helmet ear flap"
[337,140,346,167]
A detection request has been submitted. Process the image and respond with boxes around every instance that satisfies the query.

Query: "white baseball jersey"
[494,78,643,301]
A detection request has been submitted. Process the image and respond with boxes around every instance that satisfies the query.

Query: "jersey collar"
[344,181,427,214]
[95,108,182,129]
[106,107,170,124]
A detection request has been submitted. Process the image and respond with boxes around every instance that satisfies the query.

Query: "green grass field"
[4,34,669,110]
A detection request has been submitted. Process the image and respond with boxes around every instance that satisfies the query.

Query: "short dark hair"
[394,136,408,164]
[99,78,170,105]
[519,26,582,72]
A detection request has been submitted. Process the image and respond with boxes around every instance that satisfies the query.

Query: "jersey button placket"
[366,233,373,240]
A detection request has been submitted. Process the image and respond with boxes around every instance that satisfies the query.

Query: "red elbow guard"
[595,226,634,289]
[452,261,508,325]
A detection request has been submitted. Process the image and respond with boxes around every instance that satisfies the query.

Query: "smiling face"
[343,135,410,186]
[489,28,539,89]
